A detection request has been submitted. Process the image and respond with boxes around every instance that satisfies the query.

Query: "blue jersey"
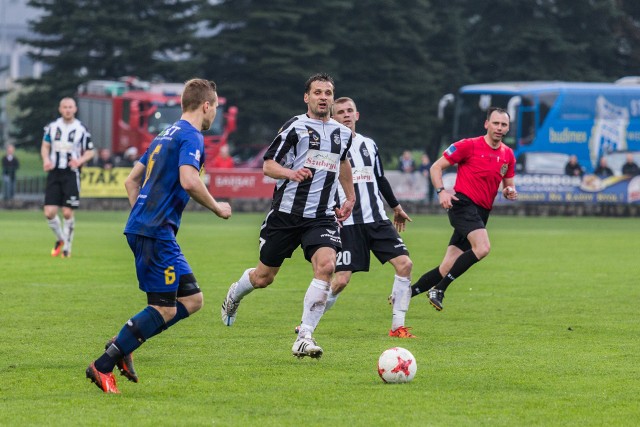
[124,120,205,240]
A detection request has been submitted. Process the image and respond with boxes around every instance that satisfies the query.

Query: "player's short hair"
[304,73,335,94]
[487,107,510,121]
[333,96,357,114]
[182,79,217,112]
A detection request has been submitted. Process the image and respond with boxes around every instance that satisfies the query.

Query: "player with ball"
[410,107,518,311]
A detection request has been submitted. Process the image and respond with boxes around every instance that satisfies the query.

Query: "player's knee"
[317,259,336,278]
[395,256,413,277]
[474,243,490,260]
[181,291,203,314]
[177,274,203,312]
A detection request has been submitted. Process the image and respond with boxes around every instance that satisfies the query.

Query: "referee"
[411,107,518,310]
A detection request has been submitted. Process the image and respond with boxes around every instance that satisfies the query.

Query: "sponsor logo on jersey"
[195,149,201,162]
[445,145,456,155]
[304,150,340,172]
[500,163,508,176]
[352,166,375,184]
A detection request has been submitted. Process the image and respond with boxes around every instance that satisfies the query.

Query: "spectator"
[594,157,613,178]
[564,155,584,178]
[418,153,434,203]
[621,153,640,176]
[2,144,20,201]
[211,145,234,168]
[95,148,115,169]
[119,147,139,168]
[398,150,415,173]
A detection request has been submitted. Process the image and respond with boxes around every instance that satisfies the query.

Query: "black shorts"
[336,220,409,273]
[259,210,342,267]
[44,169,80,208]
[447,192,490,252]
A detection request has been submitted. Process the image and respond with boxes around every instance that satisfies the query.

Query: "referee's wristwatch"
[436,187,445,194]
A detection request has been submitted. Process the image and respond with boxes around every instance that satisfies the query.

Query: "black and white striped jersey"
[43,118,94,170]
[264,114,352,218]
[337,133,391,225]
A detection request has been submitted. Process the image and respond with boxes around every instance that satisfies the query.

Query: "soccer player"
[411,107,518,310]
[41,97,95,258]
[86,79,232,394]
[327,96,415,338]
[220,73,356,359]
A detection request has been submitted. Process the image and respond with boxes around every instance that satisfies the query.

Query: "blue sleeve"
[179,130,204,170]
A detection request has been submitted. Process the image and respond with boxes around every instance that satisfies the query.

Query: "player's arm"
[179,164,231,219]
[41,140,53,172]
[335,159,356,222]
[501,177,518,200]
[430,156,457,209]
[124,161,146,207]
[70,149,95,169]
[263,159,312,182]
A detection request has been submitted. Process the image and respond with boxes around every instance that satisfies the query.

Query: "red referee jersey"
[443,136,515,210]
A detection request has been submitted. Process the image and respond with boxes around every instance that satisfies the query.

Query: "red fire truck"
[76,78,237,169]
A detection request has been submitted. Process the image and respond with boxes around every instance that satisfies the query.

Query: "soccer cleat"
[221,282,240,326]
[61,250,71,258]
[388,326,417,338]
[86,362,120,394]
[428,287,445,311]
[292,334,323,359]
[51,240,64,257]
[105,337,138,383]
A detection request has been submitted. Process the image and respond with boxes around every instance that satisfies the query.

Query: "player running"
[86,79,231,393]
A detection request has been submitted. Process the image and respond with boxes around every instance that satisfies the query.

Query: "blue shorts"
[126,234,193,294]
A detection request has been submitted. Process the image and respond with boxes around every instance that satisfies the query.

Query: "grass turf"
[0,210,639,426]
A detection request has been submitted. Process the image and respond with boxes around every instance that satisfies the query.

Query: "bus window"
[538,92,559,126]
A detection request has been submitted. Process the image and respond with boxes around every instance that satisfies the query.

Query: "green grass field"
[1,210,639,426]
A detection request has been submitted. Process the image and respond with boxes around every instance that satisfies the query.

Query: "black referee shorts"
[447,192,490,252]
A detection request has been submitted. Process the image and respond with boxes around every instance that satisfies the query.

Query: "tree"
[201,0,445,157]
[13,0,204,149]
[199,0,350,147]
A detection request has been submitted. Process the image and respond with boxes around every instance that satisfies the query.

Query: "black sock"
[411,267,443,297]
[435,250,479,291]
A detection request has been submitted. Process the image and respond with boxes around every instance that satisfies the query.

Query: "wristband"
[436,187,445,194]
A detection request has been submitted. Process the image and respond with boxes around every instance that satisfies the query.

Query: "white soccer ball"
[377,347,417,383]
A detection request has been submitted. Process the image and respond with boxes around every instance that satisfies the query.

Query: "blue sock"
[114,306,166,355]
[149,301,189,338]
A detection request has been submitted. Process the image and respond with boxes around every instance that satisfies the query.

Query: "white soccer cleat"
[221,282,240,326]
[292,334,323,359]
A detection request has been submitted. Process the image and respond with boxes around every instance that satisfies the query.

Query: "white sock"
[391,275,411,330]
[63,218,75,252]
[323,290,339,313]
[299,278,330,337]
[232,268,256,301]
[47,216,64,241]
